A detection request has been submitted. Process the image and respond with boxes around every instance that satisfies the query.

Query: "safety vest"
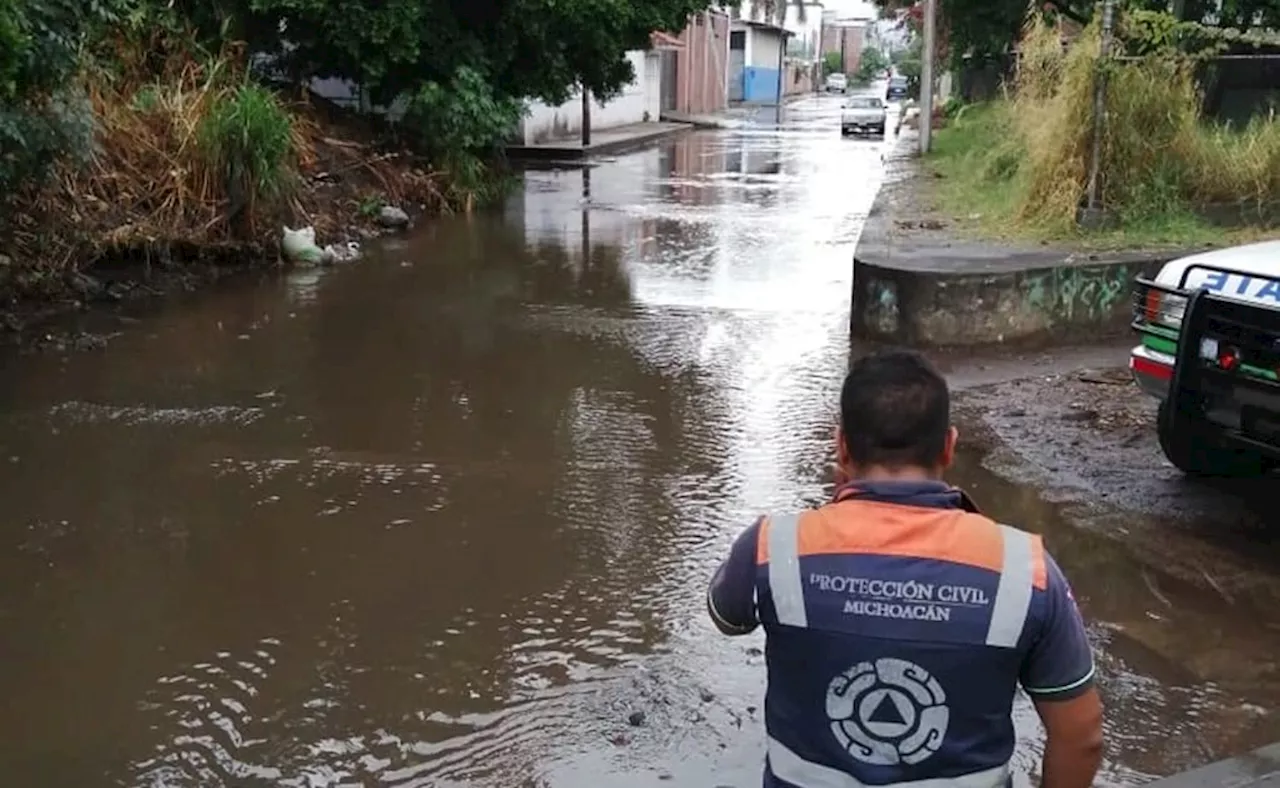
[755,497,1047,788]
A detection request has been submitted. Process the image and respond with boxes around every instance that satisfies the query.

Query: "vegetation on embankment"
[0,0,710,323]
[925,13,1280,249]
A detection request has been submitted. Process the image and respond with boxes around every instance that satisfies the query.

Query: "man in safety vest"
[707,350,1103,788]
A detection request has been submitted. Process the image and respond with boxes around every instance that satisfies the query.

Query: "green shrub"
[402,66,523,159]
[196,82,295,228]
[400,65,523,206]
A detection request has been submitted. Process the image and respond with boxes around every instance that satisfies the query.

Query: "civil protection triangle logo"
[825,658,950,766]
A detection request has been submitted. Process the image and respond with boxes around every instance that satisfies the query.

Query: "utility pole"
[581,84,591,147]
[776,31,787,122]
[919,0,936,154]
[1083,0,1116,222]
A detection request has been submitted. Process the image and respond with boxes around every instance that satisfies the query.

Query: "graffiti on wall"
[864,279,900,336]
[1023,264,1133,325]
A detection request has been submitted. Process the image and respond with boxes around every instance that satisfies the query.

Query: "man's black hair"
[840,349,950,469]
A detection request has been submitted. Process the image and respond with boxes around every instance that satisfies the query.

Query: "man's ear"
[940,425,959,469]
[835,425,850,466]
[834,425,852,484]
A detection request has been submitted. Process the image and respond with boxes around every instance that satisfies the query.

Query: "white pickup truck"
[840,96,886,137]
[1130,240,1280,475]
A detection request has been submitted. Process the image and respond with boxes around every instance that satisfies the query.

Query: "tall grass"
[60,35,310,252]
[933,16,1280,237]
[197,83,296,236]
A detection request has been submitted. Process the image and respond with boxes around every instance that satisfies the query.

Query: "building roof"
[734,18,792,35]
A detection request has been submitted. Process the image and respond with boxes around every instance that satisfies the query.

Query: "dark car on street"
[885,75,908,101]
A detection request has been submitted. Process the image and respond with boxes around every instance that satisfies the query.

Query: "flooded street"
[0,96,1276,787]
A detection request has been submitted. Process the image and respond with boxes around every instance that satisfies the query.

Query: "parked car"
[1130,240,1280,476]
[885,75,908,100]
[825,73,848,93]
[840,96,886,136]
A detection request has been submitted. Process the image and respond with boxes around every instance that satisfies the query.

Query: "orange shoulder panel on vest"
[756,502,1048,589]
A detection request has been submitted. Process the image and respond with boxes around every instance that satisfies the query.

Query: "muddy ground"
[954,364,1280,609]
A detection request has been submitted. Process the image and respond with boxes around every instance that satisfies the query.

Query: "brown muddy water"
[0,98,1275,787]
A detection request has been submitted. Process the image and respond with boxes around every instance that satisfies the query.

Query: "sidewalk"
[506,121,691,161]
[850,129,1204,346]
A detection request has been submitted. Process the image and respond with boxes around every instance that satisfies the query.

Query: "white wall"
[520,51,661,144]
[750,30,783,69]
[643,51,661,123]
[784,3,824,60]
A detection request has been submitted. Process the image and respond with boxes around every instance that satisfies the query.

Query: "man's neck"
[848,466,942,483]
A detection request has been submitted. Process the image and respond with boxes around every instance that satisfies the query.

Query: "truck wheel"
[1157,402,1269,477]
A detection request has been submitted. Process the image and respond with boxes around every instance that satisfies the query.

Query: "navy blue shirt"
[708,481,1095,787]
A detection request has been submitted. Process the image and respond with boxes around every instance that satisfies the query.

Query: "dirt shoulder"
[953,364,1280,606]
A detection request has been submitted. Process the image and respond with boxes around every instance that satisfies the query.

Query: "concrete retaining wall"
[850,253,1173,346]
[851,134,1200,346]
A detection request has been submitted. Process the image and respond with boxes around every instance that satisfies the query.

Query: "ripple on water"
[49,401,268,427]
[209,454,447,517]
[127,636,720,787]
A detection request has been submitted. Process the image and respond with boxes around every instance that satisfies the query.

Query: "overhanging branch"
[1043,0,1090,25]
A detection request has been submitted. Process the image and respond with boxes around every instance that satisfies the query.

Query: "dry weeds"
[4,34,469,297]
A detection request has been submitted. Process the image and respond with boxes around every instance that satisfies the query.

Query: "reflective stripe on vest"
[767,512,808,627]
[765,513,1036,647]
[769,737,1010,788]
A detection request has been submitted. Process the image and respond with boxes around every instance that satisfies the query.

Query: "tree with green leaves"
[226,0,709,108]
[0,0,113,191]
[853,46,890,84]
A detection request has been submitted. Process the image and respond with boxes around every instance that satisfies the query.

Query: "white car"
[825,73,848,93]
[840,96,886,137]
[1130,239,1280,475]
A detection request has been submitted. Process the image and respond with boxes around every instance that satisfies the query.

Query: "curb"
[660,112,726,129]
[506,123,693,161]
[1140,742,1280,788]
[850,136,1201,347]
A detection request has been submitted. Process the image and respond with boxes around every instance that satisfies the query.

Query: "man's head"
[836,349,957,480]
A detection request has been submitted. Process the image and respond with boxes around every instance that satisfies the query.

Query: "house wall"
[643,52,662,121]
[749,29,783,68]
[784,60,816,95]
[519,50,660,144]
[820,22,867,74]
[673,10,731,115]
[742,29,784,103]
[783,2,825,61]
